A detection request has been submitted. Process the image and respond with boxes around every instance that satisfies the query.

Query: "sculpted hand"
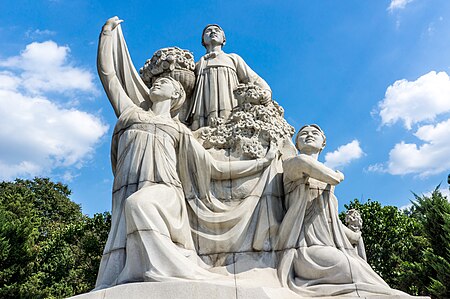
[103,16,124,31]
[348,230,362,245]
[260,90,272,105]
[335,170,345,183]
[262,142,278,165]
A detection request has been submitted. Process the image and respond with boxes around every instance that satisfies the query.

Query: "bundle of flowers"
[234,83,271,106]
[201,95,295,159]
[140,47,195,91]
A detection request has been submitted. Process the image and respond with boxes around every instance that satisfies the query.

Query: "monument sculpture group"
[78,16,419,298]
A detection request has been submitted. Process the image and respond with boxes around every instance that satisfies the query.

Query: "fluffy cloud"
[324,140,364,170]
[0,41,108,180]
[378,71,450,130]
[383,119,450,177]
[388,0,414,12]
[0,41,96,94]
[373,70,450,177]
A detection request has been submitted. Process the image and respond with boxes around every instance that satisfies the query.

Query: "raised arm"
[98,17,134,117]
[283,154,344,185]
[232,54,272,104]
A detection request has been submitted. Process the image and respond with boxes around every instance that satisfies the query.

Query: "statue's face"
[203,25,225,47]
[149,77,177,102]
[296,126,325,154]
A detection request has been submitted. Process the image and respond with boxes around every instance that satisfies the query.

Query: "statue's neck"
[151,100,171,118]
[309,153,319,160]
[206,45,222,54]
[300,150,320,160]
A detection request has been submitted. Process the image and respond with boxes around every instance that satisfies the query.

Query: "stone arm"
[343,225,362,245]
[283,154,344,185]
[230,54,272,100]
[210,157,271,180]
[188,137,276,180]
[97,18,135,118]
[343,225,367,260]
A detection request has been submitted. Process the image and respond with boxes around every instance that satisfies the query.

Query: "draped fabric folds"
[276,173,408,297]
[95,23,409,298]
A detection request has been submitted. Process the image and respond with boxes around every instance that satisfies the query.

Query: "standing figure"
[96,17,276,289]
[185,24,272,130]
[276,125,409,297]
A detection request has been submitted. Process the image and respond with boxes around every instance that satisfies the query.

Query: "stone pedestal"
[70,281,428,299]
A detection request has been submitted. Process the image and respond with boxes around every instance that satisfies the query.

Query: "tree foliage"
[340,187,450,298]
[0,178,110,299]
[339,198,427,295]
[1,177,449,299]
[410,188,450,298]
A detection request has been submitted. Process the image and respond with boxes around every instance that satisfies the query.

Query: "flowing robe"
[95,23,290,291]
[186,52,271,130]
[276,157,409,297]
[95,106,219,288]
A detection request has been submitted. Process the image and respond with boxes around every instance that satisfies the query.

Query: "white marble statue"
[185,24,272,130]
[85,16,423,299]
[276,125,409,297]
[95,17,276,290]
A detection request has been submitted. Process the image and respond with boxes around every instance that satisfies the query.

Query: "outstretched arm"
[283,154,344,185]
[188,137,277,180]
[210,143,277,180]
[98,17,134,117]
[233,54,272,104]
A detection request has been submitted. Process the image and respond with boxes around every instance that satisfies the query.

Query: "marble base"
[69,281,428,299]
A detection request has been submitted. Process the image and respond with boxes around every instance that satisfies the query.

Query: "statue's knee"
[124,192,144,214]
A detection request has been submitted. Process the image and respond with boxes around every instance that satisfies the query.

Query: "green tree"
[410,188,450,298]
[339,199,428,295]
[0,178,110,299]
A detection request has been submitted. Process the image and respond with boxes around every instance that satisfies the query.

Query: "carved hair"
[295,124,327,151]
[345,209,363,231]
[201,24,226,48]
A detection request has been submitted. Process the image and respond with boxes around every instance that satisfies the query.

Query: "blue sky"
[1,0,449,215]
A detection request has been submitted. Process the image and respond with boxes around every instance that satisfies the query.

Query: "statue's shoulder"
[175,120,194,136]
[227,53,251,70]
[227,52,243,63]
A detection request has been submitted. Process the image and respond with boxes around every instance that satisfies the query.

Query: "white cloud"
[0,41,108,180]
[388,0,414,12]
[0,41,96,94]
[367,163,385,173]
[0,71,20,90]
[324,140,364,170]
[378,71,450,130]
[371,118,450,177]
[25,29,56,39]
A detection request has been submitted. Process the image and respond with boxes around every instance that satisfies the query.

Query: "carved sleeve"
[186,134,266,180]
[283,155,342,185]
[210,158,265,180]
[97,28,134,117]
[231,53,271,93]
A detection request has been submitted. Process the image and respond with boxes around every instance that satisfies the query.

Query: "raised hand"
[260,90,272,106]
[335,170,345,183]
[103,16,124,31]
[263,142,278,164]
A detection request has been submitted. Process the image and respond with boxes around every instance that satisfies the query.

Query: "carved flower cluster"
[140,47,195,86]
[234,83,267,105]
[202,97,294,159]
